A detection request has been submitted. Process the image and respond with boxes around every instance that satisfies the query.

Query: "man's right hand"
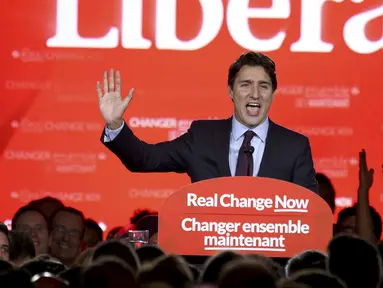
[97,69,134,130]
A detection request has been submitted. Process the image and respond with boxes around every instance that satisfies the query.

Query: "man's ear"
[228,86,234,100]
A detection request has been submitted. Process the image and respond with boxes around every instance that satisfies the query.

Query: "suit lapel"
[214,117,232,177]
[258,119,278,177]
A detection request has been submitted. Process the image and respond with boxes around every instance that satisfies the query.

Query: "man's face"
[84,227,102,249]
[14,211,49,254]
[337,216,356,235]
[0,232,9,261]
[229,65,275,128]
[49,211,83,265]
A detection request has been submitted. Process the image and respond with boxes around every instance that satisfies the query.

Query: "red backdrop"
[1,0,382,232]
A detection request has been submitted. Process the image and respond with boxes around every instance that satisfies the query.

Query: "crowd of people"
[0,150,380,287]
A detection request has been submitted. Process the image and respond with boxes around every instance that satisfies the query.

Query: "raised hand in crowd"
[359,149,374,191]
[356,149,376,245]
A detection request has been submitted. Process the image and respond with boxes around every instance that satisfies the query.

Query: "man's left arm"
[292,137,318,194]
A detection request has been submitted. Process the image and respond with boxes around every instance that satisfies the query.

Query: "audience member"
[199,251,244,284]
[81,257,137,288]
[92,240,140,273]
[130,209,156,226]
[49,207,85,266]
[83,219,103,249]
[327,234,383,288]
[334,205,382,243]
[135,245,165,264]
[135,214,159,245]
[285,250,327,277]
[217,258,277,288]
[247,253,285,279]
[316,173,336,213]
[12,205,49,255]
[138,254,193,287]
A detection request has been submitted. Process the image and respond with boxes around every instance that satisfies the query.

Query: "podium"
[158,177,332,259]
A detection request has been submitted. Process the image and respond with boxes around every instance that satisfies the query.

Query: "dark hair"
[138,255,193,288]
[11,205,48,230]
[0,222,9,237]
[82,257,137,288]
[92,240,140,273]
[135,215,158,239]
[8,231,36,261]
[316,173,336,212]
[0,268,34,288]
[316,173,332,185]
[49,207,86,237]
[106,226,123,240]
[218,259,276,288]
[286,250,327,277]
[247,254,285,279]
[228,52,277,91]
[335,205,382,240]
[130,209,157,225]
[0,259,13,273]
[199,250,245,284]
[29,197,64,207]
[85,219,103,241]
[327,235,382,288]
[288,269,346,288]
[136,245,165,264]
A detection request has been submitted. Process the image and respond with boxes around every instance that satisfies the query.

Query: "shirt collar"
[231,116,269,143]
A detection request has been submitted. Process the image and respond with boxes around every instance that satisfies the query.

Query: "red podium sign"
[158,177,333,257]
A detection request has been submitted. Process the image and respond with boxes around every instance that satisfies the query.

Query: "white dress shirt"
[104,116,270,177]
[229,117,269,177]
[104,123,124,142]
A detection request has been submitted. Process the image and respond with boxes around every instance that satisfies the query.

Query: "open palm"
[97,69,134,129]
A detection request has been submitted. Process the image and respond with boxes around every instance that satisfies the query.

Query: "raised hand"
[359,149,374,191]
[97,69,134,130]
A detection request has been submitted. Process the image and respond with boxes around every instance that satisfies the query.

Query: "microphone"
[244,146,255,154]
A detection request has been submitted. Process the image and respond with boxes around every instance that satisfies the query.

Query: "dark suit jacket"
[101,118,318,193]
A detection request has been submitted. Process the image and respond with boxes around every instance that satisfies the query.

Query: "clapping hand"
[97,69,134,130]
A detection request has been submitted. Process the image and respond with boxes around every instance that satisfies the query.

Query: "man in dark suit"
[97,52,318,193]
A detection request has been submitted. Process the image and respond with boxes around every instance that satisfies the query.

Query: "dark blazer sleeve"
[100,121,196,173]
[292,137,318,194]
